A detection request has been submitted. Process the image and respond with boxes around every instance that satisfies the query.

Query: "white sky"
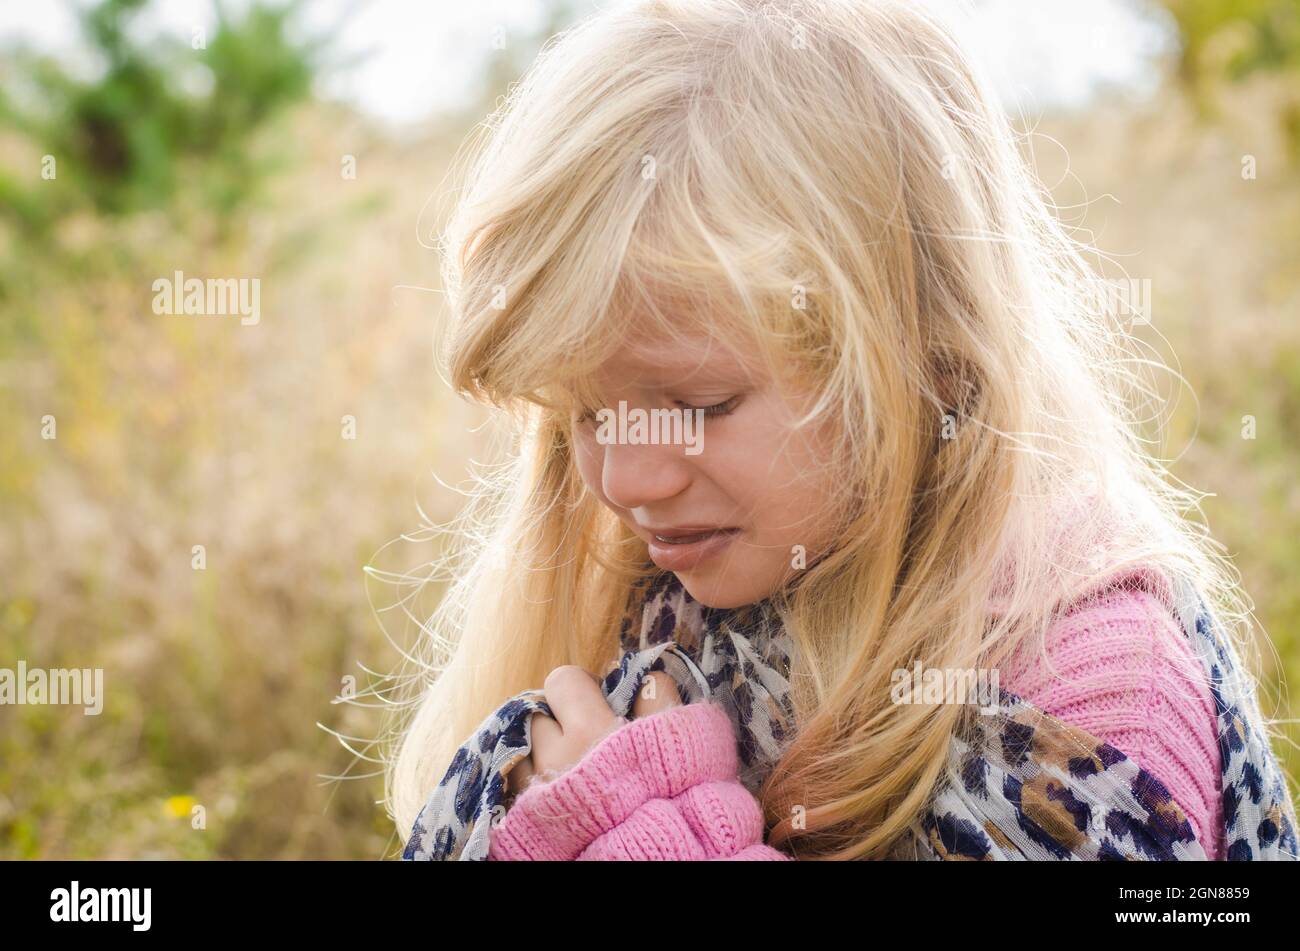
[0,0,1176,124]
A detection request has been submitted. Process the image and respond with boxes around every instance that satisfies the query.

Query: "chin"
[673,568,776,610]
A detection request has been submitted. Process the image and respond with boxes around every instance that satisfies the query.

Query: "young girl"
[386,0,1298,860]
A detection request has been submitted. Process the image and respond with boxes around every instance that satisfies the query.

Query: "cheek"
[723,419,841,541]
[572,430,609,504]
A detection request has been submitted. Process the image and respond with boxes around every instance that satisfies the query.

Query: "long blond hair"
[382,0,1267,858]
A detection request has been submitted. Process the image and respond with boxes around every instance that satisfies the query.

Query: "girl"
[386,0,1298,860]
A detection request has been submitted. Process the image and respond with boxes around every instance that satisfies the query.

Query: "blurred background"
[0,0,1296,859]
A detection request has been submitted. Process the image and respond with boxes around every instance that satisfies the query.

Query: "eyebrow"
[618,361,754,392]
[617,339,755,383]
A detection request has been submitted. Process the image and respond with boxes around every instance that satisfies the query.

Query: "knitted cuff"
[573,780,793,860]
[487,701,742,861]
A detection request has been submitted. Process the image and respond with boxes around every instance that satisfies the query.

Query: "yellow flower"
[164,795,197,819]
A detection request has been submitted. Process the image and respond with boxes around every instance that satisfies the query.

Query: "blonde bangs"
[439,20,841,417]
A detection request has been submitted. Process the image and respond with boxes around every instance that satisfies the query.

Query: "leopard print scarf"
[402,570,1298,861]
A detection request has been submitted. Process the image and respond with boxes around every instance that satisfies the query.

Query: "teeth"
[655,530,719,544]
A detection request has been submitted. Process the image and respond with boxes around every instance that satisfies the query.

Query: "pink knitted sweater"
[998,566,1224,860]
[489,566,1222,861]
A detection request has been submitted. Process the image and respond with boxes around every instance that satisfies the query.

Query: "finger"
[543,665,619,735]
[505,754,533,796]
[507,708,555,795]
[632,670,682,718]
[515,714,563,785]
[530,712,563,755]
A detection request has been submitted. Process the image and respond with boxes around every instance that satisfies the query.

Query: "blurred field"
[1,16,1297,857]
[0,95,496,857]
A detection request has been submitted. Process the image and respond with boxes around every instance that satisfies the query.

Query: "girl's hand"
[504,667,681,798]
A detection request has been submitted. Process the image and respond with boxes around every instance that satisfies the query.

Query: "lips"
[651,528,728,544]
[642,525,741,571]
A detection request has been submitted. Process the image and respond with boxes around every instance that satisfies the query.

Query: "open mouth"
[644,527,741,571]
[652,529,732,544]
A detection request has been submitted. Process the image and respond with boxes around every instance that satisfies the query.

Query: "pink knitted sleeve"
[487,700,792,861]
[1000,585,1224,860]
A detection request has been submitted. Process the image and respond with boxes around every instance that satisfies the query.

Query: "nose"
[599,439,693,511]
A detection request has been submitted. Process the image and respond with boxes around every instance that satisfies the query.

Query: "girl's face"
[570,329,844,609]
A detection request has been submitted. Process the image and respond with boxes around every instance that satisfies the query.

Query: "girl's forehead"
[602,329,762,386]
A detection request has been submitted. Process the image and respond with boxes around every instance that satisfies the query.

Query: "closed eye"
[573,396,741,424]
[677,396,740,417]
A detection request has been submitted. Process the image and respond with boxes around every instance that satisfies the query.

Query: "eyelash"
[682,396,740,417]
[574,396,741,423]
